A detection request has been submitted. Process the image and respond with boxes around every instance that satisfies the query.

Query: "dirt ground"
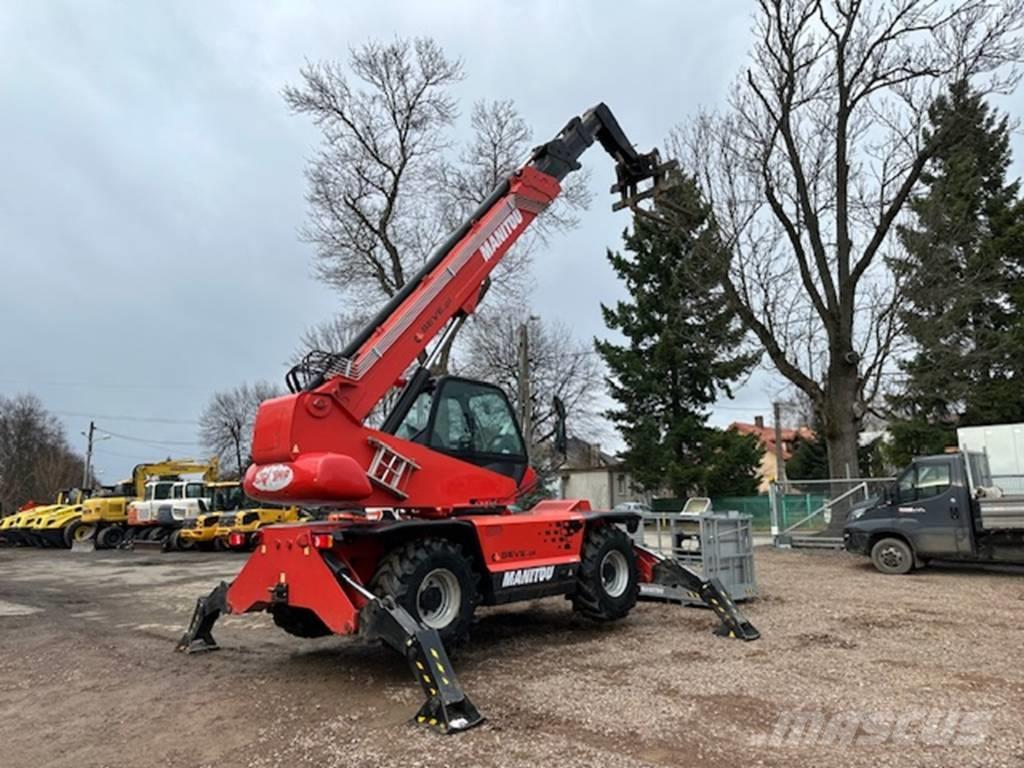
[1,546,1023,768]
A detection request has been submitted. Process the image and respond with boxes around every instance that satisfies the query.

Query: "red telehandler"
[178,103,759,733]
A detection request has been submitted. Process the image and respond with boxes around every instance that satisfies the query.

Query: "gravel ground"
[1,545,1022,768]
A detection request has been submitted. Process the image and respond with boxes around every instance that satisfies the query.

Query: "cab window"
[895,463,952,503]
[185,483,205,499]
[465,389,524,455]
[394,390,433,442]
[915,463,952,499]
[428,379,525,457]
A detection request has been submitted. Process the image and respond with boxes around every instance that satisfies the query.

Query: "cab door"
[895,457,971,557]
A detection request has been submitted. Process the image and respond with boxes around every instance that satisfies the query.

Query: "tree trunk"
[821,361,861,534]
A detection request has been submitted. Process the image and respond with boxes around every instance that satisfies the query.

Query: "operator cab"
[385,375,529,484]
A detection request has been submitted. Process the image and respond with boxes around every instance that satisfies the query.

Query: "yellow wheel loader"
[214,503,307,551]
[175,481,242,551]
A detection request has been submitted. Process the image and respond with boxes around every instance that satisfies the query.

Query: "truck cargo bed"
[978,496,1024,530]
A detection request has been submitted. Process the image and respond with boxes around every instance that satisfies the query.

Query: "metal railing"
[769,476,894,546]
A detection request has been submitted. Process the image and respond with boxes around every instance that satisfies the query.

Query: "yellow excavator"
[74,458,219,550]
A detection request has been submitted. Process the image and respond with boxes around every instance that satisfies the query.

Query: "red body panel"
[470,500,590,572]
[243,423,520,508]
[224,502,641,636]
[225,524,366,635]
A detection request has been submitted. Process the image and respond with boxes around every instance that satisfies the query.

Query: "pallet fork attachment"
[638,547,761,641]
[175,576,483,734]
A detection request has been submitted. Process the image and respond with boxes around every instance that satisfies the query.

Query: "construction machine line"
[76,459,218,550]
[179,103,759,733]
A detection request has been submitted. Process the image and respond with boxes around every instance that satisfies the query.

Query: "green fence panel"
[651,494,831,531]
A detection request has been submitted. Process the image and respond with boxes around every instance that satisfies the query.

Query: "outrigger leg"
[176,581,229,653]
[638,548,761,641]
[174,574,483,734]
[342,573,484,734]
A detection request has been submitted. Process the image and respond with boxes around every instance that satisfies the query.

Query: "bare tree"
[0,394,86,513]
[284,40,591,371]
[289,312,369,365]
[458,310,605,472]
[198,382,281,478]
[674,0,1024,497]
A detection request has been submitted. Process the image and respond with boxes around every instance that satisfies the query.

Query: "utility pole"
[517,322,532,457]
[772,401,787,485]
[82,421,96,488]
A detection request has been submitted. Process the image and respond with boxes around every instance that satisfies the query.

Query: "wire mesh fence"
[769,477,894,541]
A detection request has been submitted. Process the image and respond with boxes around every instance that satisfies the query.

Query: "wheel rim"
[880,545,905,570]
[601,550,629,598]
[73,524,94,542]
[416,568,461,630]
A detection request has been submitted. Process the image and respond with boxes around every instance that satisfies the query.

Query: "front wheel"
[572,525,639,621]
[370,538,478,646]
[97,525,125,549]
[870,537,914,575]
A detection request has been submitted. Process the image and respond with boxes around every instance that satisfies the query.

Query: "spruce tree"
[889,81,1024,452]
[596,174,760,497]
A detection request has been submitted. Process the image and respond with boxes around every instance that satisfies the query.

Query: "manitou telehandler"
[179,103,760,733]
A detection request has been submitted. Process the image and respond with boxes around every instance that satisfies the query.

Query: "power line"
[52,409,200,426]
[0,377,209,392]
[99,427,203,452]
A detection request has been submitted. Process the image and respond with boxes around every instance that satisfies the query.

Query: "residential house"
[730,416,814,493]
[558,437,653,508]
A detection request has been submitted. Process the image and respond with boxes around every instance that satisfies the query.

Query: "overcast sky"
[0,2,867,481]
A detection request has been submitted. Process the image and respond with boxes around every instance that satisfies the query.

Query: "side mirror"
[553,396,568,457]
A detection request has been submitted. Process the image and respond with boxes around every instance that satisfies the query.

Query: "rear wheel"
[572,525,639,621]
[97,525,125,549]
[870,537,914,575]
[168,530,193,551]
[370,538,478,646]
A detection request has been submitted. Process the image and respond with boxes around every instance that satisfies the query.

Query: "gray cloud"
[0,2,841,480]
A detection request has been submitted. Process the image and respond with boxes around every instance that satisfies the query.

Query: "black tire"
[168,530,193,552]
[370,538,478,646]
[64,520,91,548]
[74,522,98,542]
[212,536,229,552]
[870,537,914,575]
[271,606,333,638]
[97,526,125,549]
[572,525,639,621]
